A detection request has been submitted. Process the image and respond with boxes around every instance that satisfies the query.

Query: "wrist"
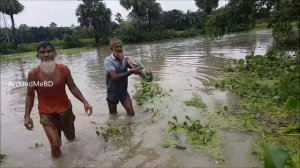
[127,70,132,76]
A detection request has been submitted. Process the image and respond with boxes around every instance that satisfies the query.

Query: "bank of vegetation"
[217,49,300,167]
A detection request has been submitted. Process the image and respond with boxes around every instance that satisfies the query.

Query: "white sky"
[1,0,227,27]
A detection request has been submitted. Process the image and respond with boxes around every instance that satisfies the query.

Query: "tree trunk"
[94,31,100,44]
[148,11,151,33]
[10,14,18,49]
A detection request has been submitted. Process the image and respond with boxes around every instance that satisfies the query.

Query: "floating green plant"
[184,96,207,109]
[162,138,180,148]
[166,115,224,162]
[218,51,300,167]
[96,122,134,148]
[134,82,166,105]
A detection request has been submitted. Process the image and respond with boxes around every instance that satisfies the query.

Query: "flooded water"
[0,30,273,167]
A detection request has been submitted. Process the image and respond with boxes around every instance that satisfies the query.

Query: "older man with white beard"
[24,41,93,158]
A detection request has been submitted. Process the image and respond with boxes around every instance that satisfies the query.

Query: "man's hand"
[127,59,137,68]
[24,116,34,130]
[146,69,153,75]
[84,102,93,116]
[129,68,142,75]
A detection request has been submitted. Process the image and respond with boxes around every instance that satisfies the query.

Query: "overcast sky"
[1,0,227,28]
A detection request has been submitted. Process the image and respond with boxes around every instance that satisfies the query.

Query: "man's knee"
[50,137,62,148]
[63,124,75,140]
[127,111,135,116]
[107,101,117,114]
[64,132,75,140]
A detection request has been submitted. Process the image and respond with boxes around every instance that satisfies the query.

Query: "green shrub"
[62,35,82,49]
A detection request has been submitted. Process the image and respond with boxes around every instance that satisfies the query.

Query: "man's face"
[111,41,124,60]
[38,46,56,62]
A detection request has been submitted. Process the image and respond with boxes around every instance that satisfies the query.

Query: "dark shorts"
[40,108,75,131]
[106,91,129,104]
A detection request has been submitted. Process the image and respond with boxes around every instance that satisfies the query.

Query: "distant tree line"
[0,0,299,55]
[0,24,95,43]
[205,0,299,41]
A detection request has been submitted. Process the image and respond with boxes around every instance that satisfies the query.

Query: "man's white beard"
[40,60,56,75]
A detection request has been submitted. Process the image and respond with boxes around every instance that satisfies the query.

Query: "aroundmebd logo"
[8,81,54,87]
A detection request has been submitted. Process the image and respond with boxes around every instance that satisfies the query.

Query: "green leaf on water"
[261,143,289,168]
[185,115,191,121]
[172,116,178,122]
[223,105,228,112]
[285,96,300,111]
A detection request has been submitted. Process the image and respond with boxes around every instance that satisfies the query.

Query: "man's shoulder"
[29,65,39,73]
[104,54,113,60]
[28,66,39,79]
[56,63,69,70]
[56,63,67,67]
[104,55,115,65]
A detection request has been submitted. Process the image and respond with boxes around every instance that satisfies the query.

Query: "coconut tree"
[76,0,111,43]
[194,0,218,16]
[120,0,148,35]
[146,0,162,32]
[0,0,24,48]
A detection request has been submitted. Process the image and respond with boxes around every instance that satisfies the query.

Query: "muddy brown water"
[0,30,273,167]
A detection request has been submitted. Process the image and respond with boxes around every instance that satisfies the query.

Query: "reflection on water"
[0,30,271,167]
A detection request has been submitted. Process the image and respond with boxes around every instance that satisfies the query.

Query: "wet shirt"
[34,64,72,113]
[104,54,129,98]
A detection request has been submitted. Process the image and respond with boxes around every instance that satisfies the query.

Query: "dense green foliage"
[96,122,134,148]
[220,51,300,110]
[62,35,82,49]
[184,96,207,109]
[76,0,112,43]
[217,51,300,167]
[0,25,94,42]
[134,82,165,105]
[205,0,299,45]
[261,144,289,168]
[205,1,259,38]
[194,0,218,16]
[166,115,224,162]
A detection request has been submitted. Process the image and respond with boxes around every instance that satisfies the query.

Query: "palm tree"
[146,0,162,32]
[120,0,148,35]
[76,0,111,43]
[0,0,24,48]
[194,0,218,16]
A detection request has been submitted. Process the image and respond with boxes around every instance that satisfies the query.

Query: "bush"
[114,22,138,43]
[62,35,82,49]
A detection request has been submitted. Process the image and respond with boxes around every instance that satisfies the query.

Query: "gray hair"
[109,37,122,50]
[36,41,56,58]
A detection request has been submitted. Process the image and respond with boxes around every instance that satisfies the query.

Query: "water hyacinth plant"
[184,96,207,109]
[134,82,166,105]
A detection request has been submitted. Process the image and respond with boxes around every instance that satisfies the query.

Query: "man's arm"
[105,57,141,80]
[65,65,92,116]
[109,68,142,80]
[24,70,36,130]
[109,70,134,80]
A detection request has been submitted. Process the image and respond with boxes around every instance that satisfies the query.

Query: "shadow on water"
[0,30,272,167]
